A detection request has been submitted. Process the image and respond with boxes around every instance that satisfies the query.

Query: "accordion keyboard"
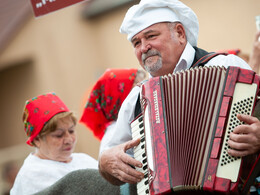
[131,115,150,195]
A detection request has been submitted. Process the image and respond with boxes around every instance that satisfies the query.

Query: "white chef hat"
[119,0,199,46]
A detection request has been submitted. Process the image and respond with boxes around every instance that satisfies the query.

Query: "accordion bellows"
[131,66,260,195]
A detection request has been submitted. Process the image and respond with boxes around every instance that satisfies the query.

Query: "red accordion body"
[131,66,260,195]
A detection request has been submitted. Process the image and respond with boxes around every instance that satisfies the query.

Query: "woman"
[80,68,146,146]
[80,68,146,195]
[10,92,98,195]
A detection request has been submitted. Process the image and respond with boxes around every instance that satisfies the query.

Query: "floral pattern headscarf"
[23,92,69,146]
[80,68,138,140]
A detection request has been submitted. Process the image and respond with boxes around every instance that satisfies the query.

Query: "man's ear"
[175,23,186,44]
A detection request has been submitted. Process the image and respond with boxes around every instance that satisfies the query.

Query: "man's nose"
[141,40,151,53]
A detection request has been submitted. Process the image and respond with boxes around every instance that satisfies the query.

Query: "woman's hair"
[31,112,77,146]
[133,69,147,86]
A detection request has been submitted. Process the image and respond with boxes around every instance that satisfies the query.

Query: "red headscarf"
[217,49,240,55]
[80,68,138,140]
[23,92,69,146]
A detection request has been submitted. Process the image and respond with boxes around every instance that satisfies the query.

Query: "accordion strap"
[191,47,228,68]
[134,94,142,118]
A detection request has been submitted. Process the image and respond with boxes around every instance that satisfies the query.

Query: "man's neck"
[173,42,195,73]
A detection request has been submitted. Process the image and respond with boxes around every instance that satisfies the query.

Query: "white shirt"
[99,42,251,155]
[10,153,98,195]
[99,121,116,155]
[99,86,140,155]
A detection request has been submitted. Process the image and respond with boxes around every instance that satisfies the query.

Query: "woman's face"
[34,115,77,163]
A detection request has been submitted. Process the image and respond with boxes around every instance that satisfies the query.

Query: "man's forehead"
[131,23,167,42]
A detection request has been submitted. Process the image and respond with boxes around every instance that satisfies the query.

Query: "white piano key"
[132,127,144,139]
[131,116,143,127]
[137,177,149,194]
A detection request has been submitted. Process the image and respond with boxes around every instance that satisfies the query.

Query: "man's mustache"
[142,50,161,64]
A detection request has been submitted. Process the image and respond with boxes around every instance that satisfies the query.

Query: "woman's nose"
[64,132,73,144]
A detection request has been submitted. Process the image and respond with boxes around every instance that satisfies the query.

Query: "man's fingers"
[99,140,145,184]
[103,145,144,183]
[116,164,144,184]
[232,114,259,134]
[228,138,250,151]
[111,154,144,183]
[227,141,248,157]
[228,137,258,157]
[116,172,141,184]
[229,132,251,143]
[118,148,143,170]
[236,114,258,125]
[227,148,248,157]
[124,138,141,152]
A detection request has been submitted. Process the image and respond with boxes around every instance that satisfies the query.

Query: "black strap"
[134,94,141,118]
[191,47,227,68]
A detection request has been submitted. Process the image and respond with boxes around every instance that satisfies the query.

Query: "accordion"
[131,66,260,195]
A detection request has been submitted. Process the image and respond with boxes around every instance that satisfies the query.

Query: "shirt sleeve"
[99,121,116,155]
[205,54,252,70]
[99,86,141,154]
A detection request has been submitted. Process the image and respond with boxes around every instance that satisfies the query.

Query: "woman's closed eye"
[53,133,63,138]
[51,129,64,138]
[68,129,75,134]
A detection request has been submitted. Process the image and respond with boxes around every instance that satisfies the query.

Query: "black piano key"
[139,123,144,129]
[142,158,147,164]
[144,179,149,185]
[140,129,144,135]
[145,189,149,194]
[141,137,145,143]
[143,164,147,170]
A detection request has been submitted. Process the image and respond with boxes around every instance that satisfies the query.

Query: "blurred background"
[0,0,259,193]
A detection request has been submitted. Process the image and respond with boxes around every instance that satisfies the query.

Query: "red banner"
[30,0,87,17]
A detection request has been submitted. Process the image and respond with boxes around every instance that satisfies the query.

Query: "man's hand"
[98,139,144,185]
[228,114,260,157]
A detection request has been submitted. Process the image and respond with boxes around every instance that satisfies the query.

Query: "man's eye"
[148,34,156,39]
[133,41,140,48]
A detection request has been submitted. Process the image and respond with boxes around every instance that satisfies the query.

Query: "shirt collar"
[173,42,195,73]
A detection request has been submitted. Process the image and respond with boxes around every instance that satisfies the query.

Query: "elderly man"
[99,0,260,189]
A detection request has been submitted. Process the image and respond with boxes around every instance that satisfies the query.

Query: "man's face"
[131,22,186,77]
